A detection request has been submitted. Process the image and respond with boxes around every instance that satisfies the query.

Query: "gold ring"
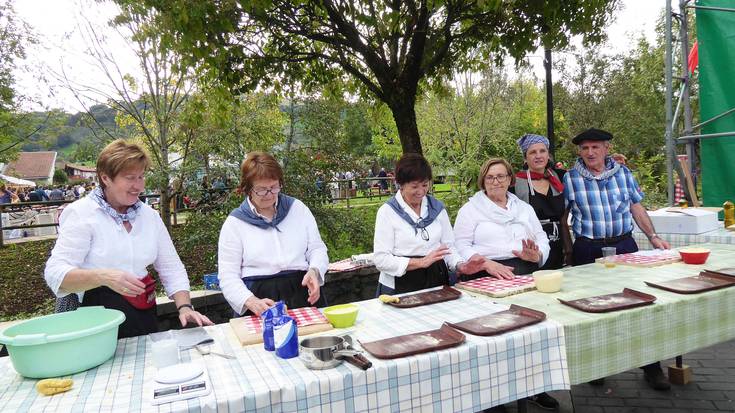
[123,288,129,293]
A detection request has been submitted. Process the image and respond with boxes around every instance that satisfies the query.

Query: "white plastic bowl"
[533,270,564,293]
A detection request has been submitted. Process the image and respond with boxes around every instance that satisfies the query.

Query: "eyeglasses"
[484,174,509,184]
[252,186,281,197]
[417,219,429,241]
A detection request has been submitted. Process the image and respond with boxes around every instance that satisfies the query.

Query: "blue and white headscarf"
[517,134,550,154]
[91,187,143,225]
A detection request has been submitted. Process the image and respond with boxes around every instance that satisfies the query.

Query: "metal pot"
[299,335,371,370]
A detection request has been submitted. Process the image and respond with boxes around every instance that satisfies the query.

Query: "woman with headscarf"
[44,139,212,338]
[373,154,484,295]
[513,134,569,270]
[217,152,329,316]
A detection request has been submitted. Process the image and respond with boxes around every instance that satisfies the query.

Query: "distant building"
[64,163,97,183]
[2,151,57,185]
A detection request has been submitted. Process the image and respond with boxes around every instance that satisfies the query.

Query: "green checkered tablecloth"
[488,243,735,385]
[0,294,569,412]
[633,227,735,249]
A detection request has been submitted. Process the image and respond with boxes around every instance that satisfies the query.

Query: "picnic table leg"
[668,355,693,385]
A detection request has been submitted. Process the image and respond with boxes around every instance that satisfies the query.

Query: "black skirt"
[460,257,538,282]
[391,260,450,295]
[240,270,327,316]
[81,286,158,339]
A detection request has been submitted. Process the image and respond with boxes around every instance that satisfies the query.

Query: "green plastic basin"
[0,306,125,378]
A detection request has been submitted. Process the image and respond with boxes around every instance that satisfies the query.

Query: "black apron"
[459,257,538,282]
[239,270,327,316]
[392,259,450,295]
[528,186,566,271]
[81,287,158,339]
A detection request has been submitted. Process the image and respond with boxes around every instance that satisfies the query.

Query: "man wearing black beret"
[561,128,672,390]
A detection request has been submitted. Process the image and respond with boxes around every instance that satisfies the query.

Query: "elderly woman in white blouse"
[217,152,329,316]
[454,158,550,280]
[373,154,484,295]
[44,140,212,339]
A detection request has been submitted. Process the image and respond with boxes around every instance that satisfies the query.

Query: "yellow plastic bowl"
[533,270,564,293]
[323,304,359,328]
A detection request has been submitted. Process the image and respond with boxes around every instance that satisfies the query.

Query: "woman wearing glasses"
[217,152,328,316]
[373,154,484,295]
[454,158,550,280]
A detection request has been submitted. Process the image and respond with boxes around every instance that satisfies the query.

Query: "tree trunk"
[388,94,423,155]
[159,186,172,231]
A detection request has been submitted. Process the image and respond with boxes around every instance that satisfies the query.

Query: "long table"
[0,294,569,412]
[633,226,735,249]
[491,242,735,385]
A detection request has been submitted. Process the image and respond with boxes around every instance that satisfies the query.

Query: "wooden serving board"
[558,288,656,313]
[358,323,465,359]
[446,304,546,336]
[387,286,462,308]
[229,307,333,346]
[455,276,536,298]
[645,272,735,294]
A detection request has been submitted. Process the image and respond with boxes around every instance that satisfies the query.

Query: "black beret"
[572,128,613,145]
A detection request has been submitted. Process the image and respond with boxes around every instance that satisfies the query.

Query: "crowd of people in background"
[0,183,94,205]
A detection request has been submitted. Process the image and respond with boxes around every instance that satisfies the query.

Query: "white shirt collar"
[396,190,428,221]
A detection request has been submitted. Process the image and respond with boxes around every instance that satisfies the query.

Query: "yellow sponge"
[378,294,400,304]
[36,378,73,396]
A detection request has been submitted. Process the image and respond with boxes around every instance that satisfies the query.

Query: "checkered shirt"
[563,159,644,239]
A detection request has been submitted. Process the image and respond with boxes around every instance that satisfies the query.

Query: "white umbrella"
[0,174,37,187]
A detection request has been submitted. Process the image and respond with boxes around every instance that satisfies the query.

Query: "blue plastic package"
[262,301,287,351]
[273,314,299,359]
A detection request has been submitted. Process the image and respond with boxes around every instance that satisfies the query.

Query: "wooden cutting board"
[228,307,334,346]
[455,276,536,298]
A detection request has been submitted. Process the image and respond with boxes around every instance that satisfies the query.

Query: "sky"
[12,0,669,113]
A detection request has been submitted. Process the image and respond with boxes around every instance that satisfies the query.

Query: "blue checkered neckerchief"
[563,159,644,239]
[572,157,620,181]
[91,187,142,225]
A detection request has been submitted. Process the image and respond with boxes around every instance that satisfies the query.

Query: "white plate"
[155,362,204,384]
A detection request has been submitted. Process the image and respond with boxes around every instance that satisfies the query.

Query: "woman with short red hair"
[44,139,212,338]
[218,152,329,316]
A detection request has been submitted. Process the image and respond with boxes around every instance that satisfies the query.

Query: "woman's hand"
[484,260,515,280]
[178,307,214,328]
[302,269,321,305]
[457,254,486,276]
[513,239,541,263]
[421,245,450,268]
[100,269,146,297]
[244,296,276,316]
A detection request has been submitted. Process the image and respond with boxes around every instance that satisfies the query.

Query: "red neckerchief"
[515,169,564,193]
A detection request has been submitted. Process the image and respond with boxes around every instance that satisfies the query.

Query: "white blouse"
[44,196,190,302]
[373,191,464,289]
[454,191,550,267]
[217,198,329,315]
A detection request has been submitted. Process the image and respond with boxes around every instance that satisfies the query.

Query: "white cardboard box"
[645,208,720,234]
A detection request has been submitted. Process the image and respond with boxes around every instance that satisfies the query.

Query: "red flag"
[688,41,699,74]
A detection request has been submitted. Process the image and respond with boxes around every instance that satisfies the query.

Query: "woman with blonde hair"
[45,139,212,338]
[454,158,550,279]
[217,152,329,316]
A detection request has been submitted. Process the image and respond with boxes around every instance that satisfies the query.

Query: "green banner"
[696,0,735,206]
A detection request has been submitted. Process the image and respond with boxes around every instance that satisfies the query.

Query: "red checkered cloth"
[597,251,681,267]
[674,179,685,204]
[675,154,687,204]
[456,276,536,297]
[328,258,365,273]
[239,307,330,333]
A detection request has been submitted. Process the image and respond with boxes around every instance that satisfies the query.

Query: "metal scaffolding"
[664,0,735,205]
